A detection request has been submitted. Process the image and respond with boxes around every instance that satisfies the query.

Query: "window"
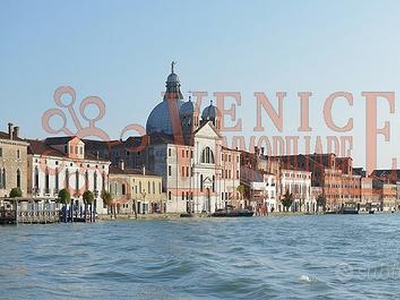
[17,149,20,159]
[34,166,39,189]
[182,166,185,177]
[186,166,189,178]
[186,150,189,158]
[0,148,2,157]
[84,171,89,191]
[168,165,172,176]
[139,182,142,193]
[2,168,5,189]
[93,172,98,191]
[212,175,215,192]
[16,169,21,188]
[45,167,50,192]
[122,184,126,195]
[148,182,151,194]
[182,191,185,200]
[236,170,239,179]
[182,150,185,157]
[200,174,204,192]
[168,148,172,157]
[167,191,172,200]
[75,170,79,192]
[152,181,155,194]
[102,172,106,190]
[65,169,69,189]
[201,147,215,164]
[55,168,59,191]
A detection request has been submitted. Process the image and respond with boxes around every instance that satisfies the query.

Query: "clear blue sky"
[1,0,400,169]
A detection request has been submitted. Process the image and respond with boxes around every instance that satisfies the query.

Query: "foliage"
[281,189,294,211]
[83,190,95,205]
[101,189,113,206]
[9,187,22,198]
[58,188,71,205]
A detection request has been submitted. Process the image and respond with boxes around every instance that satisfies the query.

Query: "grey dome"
[180,100,194,116]
[146,100,185,135]
[201,104,219,121]
[167,72,180,83]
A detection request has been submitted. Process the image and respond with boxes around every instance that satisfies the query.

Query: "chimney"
[119,159,125,171]
[8,123,13,140]
[12,126,19,139]
[142,165,146,176]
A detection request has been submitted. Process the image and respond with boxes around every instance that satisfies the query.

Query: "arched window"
[65,168,69,189]
[55,168,59,192]
[122,184,126,195]
[102,172,106,191]
[75,170,79,192]
[201,147,215,164]
[45,167,50,192]
[17,169,21,188]
[93,171,98,191]
[34,166,39,189]
[2,168,5,189]
[85,171,89,191]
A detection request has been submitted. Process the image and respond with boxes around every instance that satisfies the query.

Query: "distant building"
[0,123,29,197]
[280,168,313,212]
[109,162,166,215]
[27,136,110,213]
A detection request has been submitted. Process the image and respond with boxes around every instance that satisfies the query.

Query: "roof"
[0,131,25,142]
[27,139,65,157]
[109,165,159,177]
[370,169,400,184]
[44,136,76,145]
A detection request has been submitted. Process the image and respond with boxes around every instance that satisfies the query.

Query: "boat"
[325,203,359,215]
[180,212,193,218]
[211,206,254,217]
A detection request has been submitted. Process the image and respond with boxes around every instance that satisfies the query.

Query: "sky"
[1,0,400,170]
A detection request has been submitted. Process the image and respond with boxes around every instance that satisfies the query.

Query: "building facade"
[0,123,29,197]
[109,163,166,215]
[27,136,110,213]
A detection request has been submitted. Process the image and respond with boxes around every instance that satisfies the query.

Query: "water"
[1,214,400,299]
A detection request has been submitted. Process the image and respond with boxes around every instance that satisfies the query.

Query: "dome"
[201,103,219,121]
[146,100,185,135]
[167,72,180,83]
[180,100,194,116]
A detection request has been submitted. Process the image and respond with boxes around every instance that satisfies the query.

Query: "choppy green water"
[1,214,400,299]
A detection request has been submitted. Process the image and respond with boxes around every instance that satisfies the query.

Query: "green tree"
[101,189,115,217]
[58,188,71,205]
[83,190,95,205]
[316,194,326,212]
[9,187,22,198]
[281,189,294,212]
[83,190,95,221]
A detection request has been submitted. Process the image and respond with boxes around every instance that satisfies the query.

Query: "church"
[145,63,241,213]
[87,63,241,213]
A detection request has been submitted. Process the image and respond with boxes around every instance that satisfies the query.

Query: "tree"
[83,190,95,221]
[9,187,22,198]
[281,189,294,212]
[83,190,95,205]
[58,189,71,205]
[316,194,326,212]
[101,189,115,217]
[237,183,249,208]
